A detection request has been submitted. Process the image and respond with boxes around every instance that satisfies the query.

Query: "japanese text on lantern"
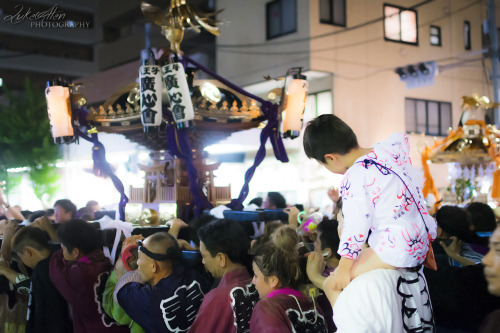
[163,63,187,121]
[140,66,161,125]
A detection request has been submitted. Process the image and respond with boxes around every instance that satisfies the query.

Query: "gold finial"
[116,104,124,116]
[240,100,249,112]
[126,104,134,115]
[230,101,239,113]
[99,105,107,116]
[209,100,218,112]
[220,101,229,113]
[108,105,116,117]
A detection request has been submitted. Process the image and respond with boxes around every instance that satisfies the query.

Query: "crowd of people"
[0,114,499,332]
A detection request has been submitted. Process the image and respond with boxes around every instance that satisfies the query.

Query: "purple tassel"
[181,55,289,209]
[73,109,129,221]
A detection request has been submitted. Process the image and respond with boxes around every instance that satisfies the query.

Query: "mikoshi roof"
[421,95,500,206]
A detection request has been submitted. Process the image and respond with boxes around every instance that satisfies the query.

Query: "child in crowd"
[250,242,327,332]
[435,205,483,266]
[303,114,437,294]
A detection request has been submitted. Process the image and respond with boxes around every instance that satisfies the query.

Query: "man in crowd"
[479,224,500,332]
[189,219,259,332]
[262,192,287,209]
[53,199,77,224]
[11,227,72,332]
[50,219,127,333]
[114,232,212,333]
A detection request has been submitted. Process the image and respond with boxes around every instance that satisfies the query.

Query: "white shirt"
[333,268,435,332]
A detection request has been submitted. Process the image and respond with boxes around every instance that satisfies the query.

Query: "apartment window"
[304,90,333,123]
[464,21,471,50]
[405,98,452,136]
[266,0,297,40]
[430,25,441,46]
[383,4,418,45]
[320,0,346,27]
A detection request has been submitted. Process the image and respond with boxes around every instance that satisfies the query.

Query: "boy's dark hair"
[29,210,47,223]
[198,219,249,264]
[189,214,216,248]
[436,206,474,242]
[54,199,77,218]
[46,208,54,217]
[248,197,263,207]
[293,204,304,212]
[12,227,51,254]
[253,242,301,289]
[316,219,341,259]
[267,192,286,209]
[303,114,359,163]
[57,219,102,255]
[21,210,33,219]
[466,202,497,232]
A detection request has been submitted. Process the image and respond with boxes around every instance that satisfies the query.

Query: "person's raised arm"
[0,188,24,221]
[440,237,476,266]
[1,220,19,260]
[167,218,188,239]
[306,251,327,289]
[32,216,57,241]
[284,206,300,229]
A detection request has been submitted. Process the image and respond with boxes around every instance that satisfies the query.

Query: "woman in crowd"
[250,242,327,332]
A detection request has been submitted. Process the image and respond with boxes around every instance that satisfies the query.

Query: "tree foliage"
[0,79,61,205]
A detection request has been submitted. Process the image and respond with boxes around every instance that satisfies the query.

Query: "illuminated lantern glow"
[282,74,308,139]
[139,55,163,133]
[45,80,75,144]
[162,62,195,129]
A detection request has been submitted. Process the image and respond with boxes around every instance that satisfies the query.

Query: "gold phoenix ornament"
[141,0,221,54]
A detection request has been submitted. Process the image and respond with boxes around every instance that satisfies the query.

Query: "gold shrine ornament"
[141,0,221,54]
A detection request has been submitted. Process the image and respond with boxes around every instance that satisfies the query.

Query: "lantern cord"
[73,109,129,221]
[180,55,289,210]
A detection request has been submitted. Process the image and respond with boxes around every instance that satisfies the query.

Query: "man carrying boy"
[303,114,436,331]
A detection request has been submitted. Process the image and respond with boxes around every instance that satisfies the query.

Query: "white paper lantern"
[162,62,195,128]
[139,61,163,133]
[282,76,308,139]
[45,82,74,144]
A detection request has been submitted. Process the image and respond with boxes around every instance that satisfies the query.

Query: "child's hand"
[122,234,144,248]
[331,264,351,291]
[327,187,340,203]
[284,206,300,228]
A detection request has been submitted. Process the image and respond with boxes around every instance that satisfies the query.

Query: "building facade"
[213,0,497,205]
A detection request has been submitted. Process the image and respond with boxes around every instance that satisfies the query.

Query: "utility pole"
[488,0,500,125]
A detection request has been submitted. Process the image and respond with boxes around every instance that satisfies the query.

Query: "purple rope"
[73,109,129,221]
[163,108,213,216]
[181,55,289,209]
